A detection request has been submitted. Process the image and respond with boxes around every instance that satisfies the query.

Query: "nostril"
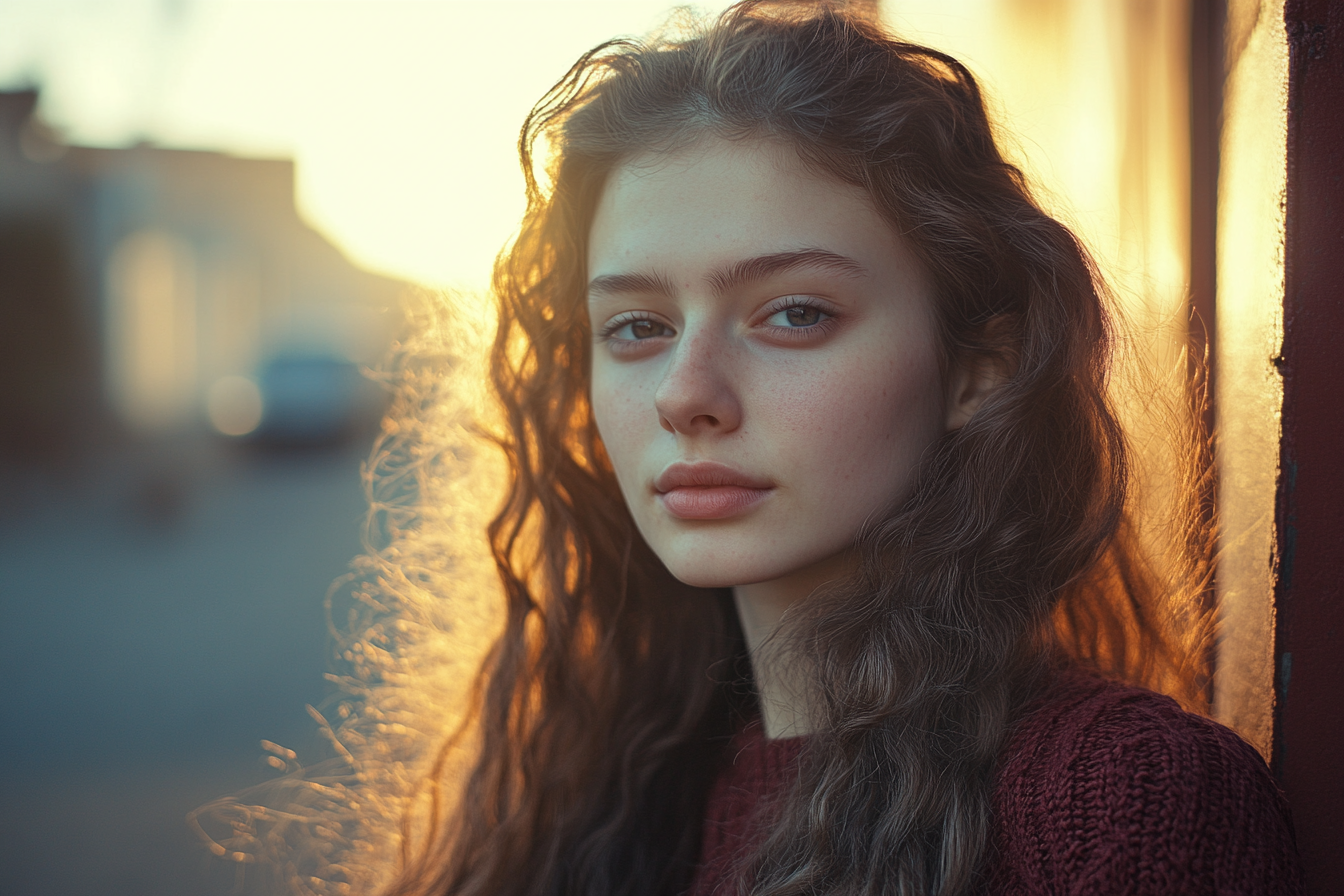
[659,411,723,434]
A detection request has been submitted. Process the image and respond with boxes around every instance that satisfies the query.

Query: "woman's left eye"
[765,304,830,328]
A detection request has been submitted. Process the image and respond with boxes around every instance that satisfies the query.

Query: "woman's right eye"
[603,317,674,341]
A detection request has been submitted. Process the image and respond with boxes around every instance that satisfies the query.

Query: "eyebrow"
[586,248,868,301]
[586,270,679,300]
[708,248,867,295]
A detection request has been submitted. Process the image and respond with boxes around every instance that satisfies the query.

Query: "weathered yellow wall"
[1212,0,1287,759]
[881,0,1193,378]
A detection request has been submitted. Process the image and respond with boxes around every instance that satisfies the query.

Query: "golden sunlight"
[4,3,1216,891]
[1211,0,1289,759]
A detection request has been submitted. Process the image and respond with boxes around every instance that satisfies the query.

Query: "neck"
[732,550,855,739]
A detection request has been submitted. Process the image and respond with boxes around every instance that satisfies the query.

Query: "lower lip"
[658,486,773,520]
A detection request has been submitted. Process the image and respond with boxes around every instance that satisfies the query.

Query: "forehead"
[587,137,908,283]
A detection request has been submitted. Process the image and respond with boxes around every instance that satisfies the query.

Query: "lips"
[654,461,774,520]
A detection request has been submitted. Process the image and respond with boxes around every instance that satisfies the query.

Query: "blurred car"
[249,351,386,447]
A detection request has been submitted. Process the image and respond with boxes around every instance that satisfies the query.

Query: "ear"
[944,357,1005,431]
[943,316,1018,432]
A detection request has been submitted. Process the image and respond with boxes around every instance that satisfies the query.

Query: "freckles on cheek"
[785,356,936,461]
[760,371,876,491]
[759,369,837,437]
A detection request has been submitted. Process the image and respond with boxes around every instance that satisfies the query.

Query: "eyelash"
[758,296,838,339]
[595,312,673,343]
[595,297,838,351]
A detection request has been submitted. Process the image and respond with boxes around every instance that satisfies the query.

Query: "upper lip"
[654,461,774,493]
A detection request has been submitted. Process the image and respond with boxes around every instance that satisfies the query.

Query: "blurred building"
[0,88,405,462]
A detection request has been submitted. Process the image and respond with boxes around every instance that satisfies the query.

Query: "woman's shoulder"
[998,668,1264,778]
[989,668,1304,895]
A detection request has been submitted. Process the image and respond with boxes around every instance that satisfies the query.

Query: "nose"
[654,327,743,435]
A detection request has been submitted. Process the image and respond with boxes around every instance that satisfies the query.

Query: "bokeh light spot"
[207,375,263,436]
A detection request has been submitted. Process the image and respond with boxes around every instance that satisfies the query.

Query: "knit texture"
[688,671,1304,895]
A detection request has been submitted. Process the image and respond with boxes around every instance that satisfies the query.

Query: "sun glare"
[1,2,742,293]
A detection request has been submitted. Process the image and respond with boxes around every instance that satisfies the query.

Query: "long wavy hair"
[383,3,1213,895]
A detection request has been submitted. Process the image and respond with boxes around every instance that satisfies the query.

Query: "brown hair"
[383,2,1212,894]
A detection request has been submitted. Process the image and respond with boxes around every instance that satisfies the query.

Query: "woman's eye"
[607,318,673,340]
[766,305,828,328]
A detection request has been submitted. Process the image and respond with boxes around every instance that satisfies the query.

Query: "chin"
[663,565,746,590]
[654,542,797,590]
[655,550,754,590]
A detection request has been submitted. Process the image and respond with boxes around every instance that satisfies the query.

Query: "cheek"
[590,366,648,481]
[762,346,945,495]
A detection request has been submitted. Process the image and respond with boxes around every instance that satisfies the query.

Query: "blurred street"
[0,440,370,895]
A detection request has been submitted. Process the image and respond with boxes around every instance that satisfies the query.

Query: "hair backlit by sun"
[189,288,508,894]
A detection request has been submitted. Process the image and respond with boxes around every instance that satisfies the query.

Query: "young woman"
[381,2,1303,894]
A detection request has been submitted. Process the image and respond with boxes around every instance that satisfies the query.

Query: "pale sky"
[0,0,994,293]
[0,1,745,291]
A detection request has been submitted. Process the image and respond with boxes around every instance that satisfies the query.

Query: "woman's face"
[587,136,959,594]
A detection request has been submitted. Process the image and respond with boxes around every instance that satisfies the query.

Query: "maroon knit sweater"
[689,671,1304,895]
